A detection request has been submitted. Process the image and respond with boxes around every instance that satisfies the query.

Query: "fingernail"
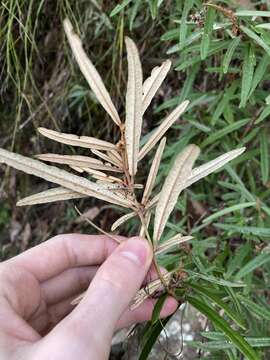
[119,237,151,266]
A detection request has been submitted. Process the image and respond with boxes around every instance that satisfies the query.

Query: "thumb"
[49,237,152,359]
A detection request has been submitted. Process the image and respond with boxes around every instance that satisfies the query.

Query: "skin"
[0,234,178,359]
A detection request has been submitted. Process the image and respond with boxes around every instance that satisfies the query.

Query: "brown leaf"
[125,37,143,177]
[153,145,200,244]
[142,137,166,205]
[64,19,121,126]
[139,100,189,161]
[38,127,116,151]
[142,60,171,114]
[0,148,132,208]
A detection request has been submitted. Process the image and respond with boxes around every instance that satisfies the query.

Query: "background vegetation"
[0,0,270,358]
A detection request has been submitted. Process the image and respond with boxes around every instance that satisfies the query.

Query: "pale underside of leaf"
[0,148,131,208]
[111,212,136,231]
[38,127,116,151]
[146,147,246,210]
[139,212,151,238]
[139,100,189,161]
[131,272,172,309]
[92,174,122,183]
[155,235,193,255]
[142,137,166,205]
[17,187,86,206]
[107,150,122,164]
[125,37,143,177]
[63,19,121,127]
[91,149,122,168]
[153,144,200,244]
[142,59,171,114]
[185,147,246,188]
[36,153,122,173]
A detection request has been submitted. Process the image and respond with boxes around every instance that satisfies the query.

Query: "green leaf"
[260,131,269,185]
[240,25,270,56]
[189,283,246,329]
[151,293,167,325]
[214,223,270,238]
[179,0,194,50]
[249,53,270,98]
[201,7,216,60]
[240,44,255,108]
[203,202,256,223]
[110,0,133,17]
[238,295,270,321]
[129,0,142,30]
[201,119,249,148]
[235,251,270,280]
[222,37,241,74]
[186,270,246,287]
[255,104,270,125]
[148,0,158,19]
[236,10,270,17]
[187,296,261,360]
[139,317,171,360]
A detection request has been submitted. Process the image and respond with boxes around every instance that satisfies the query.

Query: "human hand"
[0,234,178,359]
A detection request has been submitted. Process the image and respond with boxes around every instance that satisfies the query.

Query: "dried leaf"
[125,37,143,177]
[139,212,151,238]
[63,19,121,126]
[17,187,86,206]
[75,207,100,223]
[139,100,189,161]
[131,272,172,309]
[0,148,131,208]
[36,153,122,173]
[91,149,122,168]
[153,145,200,244]
[111,212,136,231]
[155,234,193,255]
[185,147,246,188]
[142,137,166,205]
[142,60,171,114]
[146,147,246,210]
[38,127,116,151]
[107,150,122,164]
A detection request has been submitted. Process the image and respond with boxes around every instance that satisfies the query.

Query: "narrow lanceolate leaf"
[36,153,122,173]
[17,187,86,206]
[139,100,189,161]
[142,138,166,205]
[185,147,246,188]
[145,147,246,210]
[0,148,131,208]
[260,131,269,185]
[155,234,193,255]
[125,37,143,177]
[38,127,116,151]
[63,19,121,126]
[142,60,171,114]
[111,211,136,231]
[91,149,122,168]
[153,145,200,244]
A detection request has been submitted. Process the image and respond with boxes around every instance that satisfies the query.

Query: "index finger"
[5,234,126,282]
